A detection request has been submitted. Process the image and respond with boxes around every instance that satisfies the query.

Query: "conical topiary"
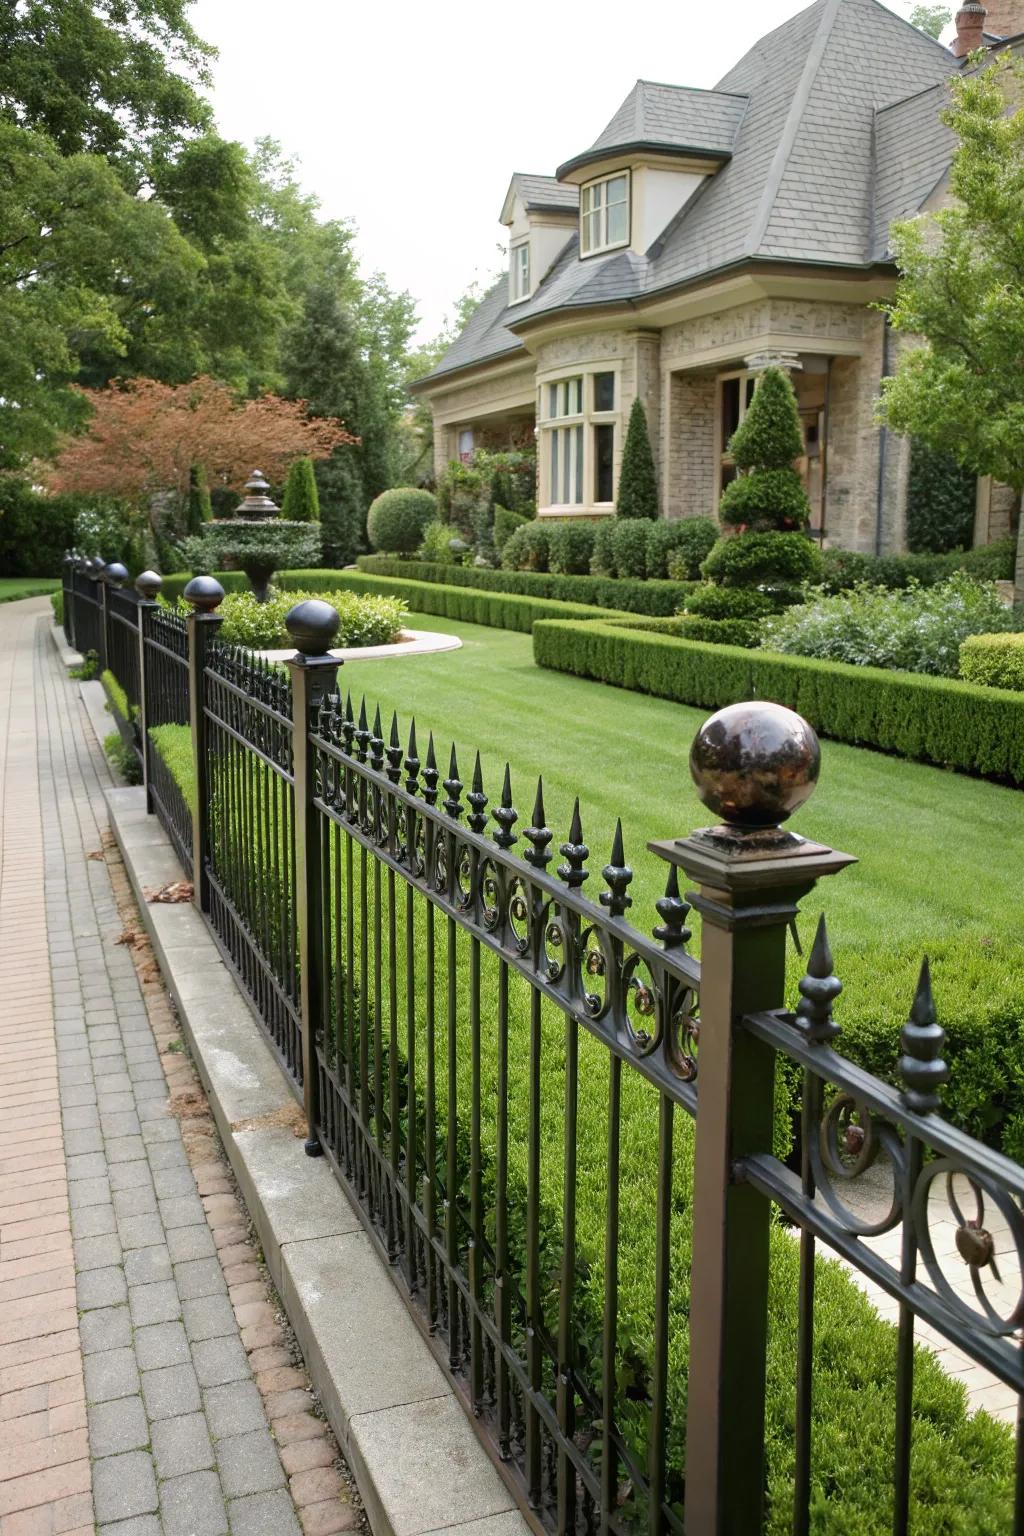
[616,399,659,520]
[186,463,212,535]
[282,456,321,523]
[719,366,810,532]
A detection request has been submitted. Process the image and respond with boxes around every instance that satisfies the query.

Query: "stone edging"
[257,629,462,663]
[106,785,531,1536]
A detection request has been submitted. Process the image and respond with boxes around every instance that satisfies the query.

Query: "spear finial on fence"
[600,819,633,916]
[405,720,420,796]
[794,915,842,1043]
[386,713,403,784]
[354,698,369,763]
[899,957,947,1114]
[492,764,518,850]
[369,706,385,773]
[443,745,463,820]
[653,864,692,950]
[341,693,355,754]
[423,734,439,805]
[467,752,488,833]
[524,778,553,869]
[558,799,589,887]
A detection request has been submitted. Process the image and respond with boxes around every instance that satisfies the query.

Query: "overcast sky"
[189,0,947,342]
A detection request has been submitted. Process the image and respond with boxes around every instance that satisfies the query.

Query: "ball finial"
[183,575,225,613]
[285,599,340,657]
[135,570,163,600]
[103,561,129,587]
[689,701,820,831]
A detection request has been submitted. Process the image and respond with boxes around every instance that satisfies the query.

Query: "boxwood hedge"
[532,619,1024,783]
[355,555,696,616]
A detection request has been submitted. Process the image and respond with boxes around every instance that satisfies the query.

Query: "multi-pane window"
[580,173,630,256]
[540,371,618,508]
[510,242,530,302]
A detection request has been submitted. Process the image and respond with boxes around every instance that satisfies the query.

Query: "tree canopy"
[879,54,1024,591]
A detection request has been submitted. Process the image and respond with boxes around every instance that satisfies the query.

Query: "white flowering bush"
[759,573,1020,677]
[170,589,408,650]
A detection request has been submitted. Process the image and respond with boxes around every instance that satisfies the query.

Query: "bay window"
[540,369,619,510]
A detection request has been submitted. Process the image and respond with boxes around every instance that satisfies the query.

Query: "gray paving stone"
[160,1469,229,1536]
[62,1083,98,1107]
[74,1232,123,1272]
[154,1165,198,1200]
[142,1119,180,1144]
[138,1096,171,1123]
[103,1110,143,1138]
[99,1091,138,1115]
[166,1223,217,1263]
[141,1361,202,1420]
[114,1184,158,1219]
[66,1149,107,1181]
[129,1278,181,1327]
[97,1517,162,1536]
[203,1380,266,1440]
[63,1104,101,1131]
[94,1071,133,1094]
[71,1200,116,1239]
[135,1319,191,1371]
[61,1065,97,1088]
[85,1346,140,1404]
[134,1080,169,1105]
[118,1212,165,1250]
[92,1449,159,1523]
[175,1257,227,1301]
[160,1194,206,1229]
[215,1429,284,1498]
[129,1059,166,1082]
[88,1393,149,1456]
[227,1488,301,1536]
[106,1134,147,1163]
[109,1160,155,1193]
[124,1243,172,1287]
[147,1141,189,1171]
[183,1294,238,1344]
[80,1304,132,1355]
[69,1173,111,1208]
[78,1263,129,1311]
[65,1126,104,1156]
[152,1411,215,1478]
[192,1335,250,1388]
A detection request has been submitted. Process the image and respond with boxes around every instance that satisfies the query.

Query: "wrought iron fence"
[77,560,1024,1536]
[142,596,192,873]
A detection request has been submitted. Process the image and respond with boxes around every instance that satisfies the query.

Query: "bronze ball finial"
[689,700,821,832]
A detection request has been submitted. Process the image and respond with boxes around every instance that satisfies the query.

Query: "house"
[411,0,1023,554]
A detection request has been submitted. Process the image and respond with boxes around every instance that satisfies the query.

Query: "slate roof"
[510,174,579,214]
[419,0,960,387]
[557,81,748,177]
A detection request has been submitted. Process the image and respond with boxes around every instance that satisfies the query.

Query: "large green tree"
[880,55,1024,596]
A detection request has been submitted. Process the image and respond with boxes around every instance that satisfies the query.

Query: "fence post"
[285,599,341,1158]
[89,559,108,672]
[62,554,75,647]
[649,702,854,1536]
[135,570,163,816]
[185,576,225,911]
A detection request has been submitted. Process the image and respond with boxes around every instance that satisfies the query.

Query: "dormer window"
[510,241,530,303]
[580,171,630,256]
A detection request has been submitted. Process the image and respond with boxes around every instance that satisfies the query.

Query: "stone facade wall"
[662,371,717,520]
[825,312,886,551]
[633,333,662,490]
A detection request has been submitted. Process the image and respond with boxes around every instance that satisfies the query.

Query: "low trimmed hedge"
[102,668,132,725]
[960,632,1024,693]
[821,538,1015,592]
[355,556,695,617]
[533,619,1024,782]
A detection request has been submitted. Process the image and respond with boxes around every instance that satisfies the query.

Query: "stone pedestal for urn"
[183,470,321,602]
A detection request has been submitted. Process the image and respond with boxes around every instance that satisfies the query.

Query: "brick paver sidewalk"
[0,599,358,1535]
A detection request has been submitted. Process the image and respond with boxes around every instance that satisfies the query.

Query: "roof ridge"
[743,0,841,258]
[632,78,751,101]
[635,79,645,138]
[862,0,958,56]
[874,74,951,116]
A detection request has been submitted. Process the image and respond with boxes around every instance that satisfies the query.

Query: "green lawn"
[341,611,1024,1148]
[0,577,59,602]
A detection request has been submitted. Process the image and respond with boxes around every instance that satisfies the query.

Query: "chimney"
[976,0,1024,35]
[951,0,987,54]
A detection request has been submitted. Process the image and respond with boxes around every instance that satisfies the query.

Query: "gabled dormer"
[500,174,578,306]
[556,80,747,257]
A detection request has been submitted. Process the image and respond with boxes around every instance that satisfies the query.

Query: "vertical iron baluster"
[601,1053,621,1535]
[469,928,483,1412]
[495,956,511,1459]
[374,845,384,1230]
[388,857,399,1262]
[446,908,460,1369]
[345,826,356,1183]
[424,893,438,1332]
[557,1010,579,1536]
[526,984,543,1509]
[359,840,370,1200]
[648,1093,673,1536]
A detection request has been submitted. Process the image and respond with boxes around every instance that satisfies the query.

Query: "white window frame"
[580,171,630,258]
[509,240,531,303]
[538,368,620,513]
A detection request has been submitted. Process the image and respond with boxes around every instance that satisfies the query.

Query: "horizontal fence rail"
[80,559,1024,1536]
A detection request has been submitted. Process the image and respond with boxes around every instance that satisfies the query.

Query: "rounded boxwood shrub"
[701,531,822,590]
[501,520,552,572]
[683,585,777,620]
[611,519,650,579]
[590,519,618,577]
[960,632,1024,691]
[652,517,718,580]
[494,507,530,553]
[367,488,437,554]
[548,520,597,576]
[719,467,810,531]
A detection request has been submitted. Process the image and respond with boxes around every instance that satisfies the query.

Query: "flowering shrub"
[170,589,407,650]
[760,573,1019,677]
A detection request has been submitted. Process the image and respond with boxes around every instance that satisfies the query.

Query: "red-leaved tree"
[47,376,356,503]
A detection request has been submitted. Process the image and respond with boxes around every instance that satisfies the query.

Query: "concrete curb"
[48,619,84,670]
[107,785,530,1536]
[79,678,113,751]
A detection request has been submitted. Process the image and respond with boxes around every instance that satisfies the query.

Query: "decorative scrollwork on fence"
[913,1161,1024,1335]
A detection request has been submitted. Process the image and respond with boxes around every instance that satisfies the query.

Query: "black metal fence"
[68,558,1024,1536]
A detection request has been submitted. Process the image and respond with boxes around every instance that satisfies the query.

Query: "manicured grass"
[149,615,1021,1529]
[0,577,59,602]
